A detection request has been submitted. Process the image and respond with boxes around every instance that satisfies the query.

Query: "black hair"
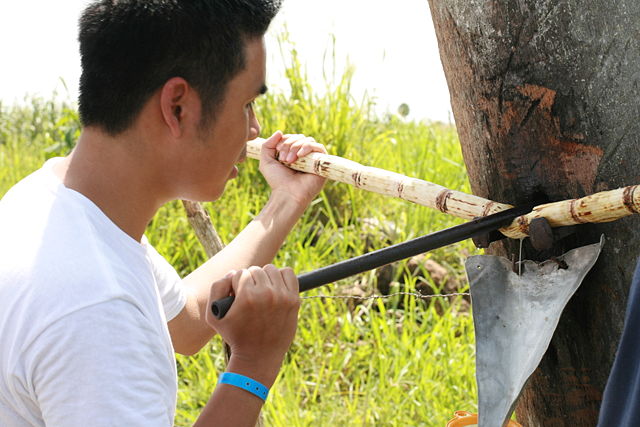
[78,0,281,135]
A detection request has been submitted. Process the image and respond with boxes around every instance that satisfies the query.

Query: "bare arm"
[169,191,306,354]
[169,133,326,355]
[194,266,300,427]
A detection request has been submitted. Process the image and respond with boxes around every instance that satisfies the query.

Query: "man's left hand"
[258,131,328,206]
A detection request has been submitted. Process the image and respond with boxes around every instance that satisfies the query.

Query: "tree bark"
[427,0,640,424]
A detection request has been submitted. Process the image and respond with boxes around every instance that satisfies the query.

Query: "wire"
[301,291,470,301]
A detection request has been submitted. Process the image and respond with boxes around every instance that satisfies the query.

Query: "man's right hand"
[205,265,301,386]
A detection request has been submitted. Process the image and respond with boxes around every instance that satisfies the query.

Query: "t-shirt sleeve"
[145,241,187,321]
[27,300,177,427]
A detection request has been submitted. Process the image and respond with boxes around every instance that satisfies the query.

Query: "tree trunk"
[427,0,640,425]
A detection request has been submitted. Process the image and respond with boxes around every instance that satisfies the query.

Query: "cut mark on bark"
[436,190,453,213]
[519,99,541,130]
[519,84,557,110]
[623,185,640,214]
[480,83,603,195]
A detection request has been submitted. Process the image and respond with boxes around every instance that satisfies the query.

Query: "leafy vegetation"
[0,50,480,426]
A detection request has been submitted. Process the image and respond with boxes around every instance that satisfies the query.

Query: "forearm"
[169,190,307,354]
[194,356,282,427]
[192,189,307,281]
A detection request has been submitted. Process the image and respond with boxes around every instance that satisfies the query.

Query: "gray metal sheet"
[466,236,604,427]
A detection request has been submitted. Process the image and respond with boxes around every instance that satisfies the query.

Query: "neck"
[59,127,170,241]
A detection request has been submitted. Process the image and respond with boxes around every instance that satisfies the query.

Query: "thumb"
[260,130,284,162]
[205,271,236,327]
[209,271,236,302]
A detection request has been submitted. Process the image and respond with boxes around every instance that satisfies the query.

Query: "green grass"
[0,51,479,426]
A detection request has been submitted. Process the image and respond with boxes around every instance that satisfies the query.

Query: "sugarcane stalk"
[247,138,640,239]
[247,138,511,220]
[502,185,640,238]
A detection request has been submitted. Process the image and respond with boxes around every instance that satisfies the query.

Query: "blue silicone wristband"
[219,372,269,401]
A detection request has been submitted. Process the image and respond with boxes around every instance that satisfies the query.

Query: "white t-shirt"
[0,159,187,426]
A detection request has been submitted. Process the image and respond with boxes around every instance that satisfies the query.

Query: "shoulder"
[0,188,169,358]
[0,159,60,213]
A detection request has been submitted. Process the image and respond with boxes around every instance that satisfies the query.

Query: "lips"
[229,149,246,178]
[237,148,247,163]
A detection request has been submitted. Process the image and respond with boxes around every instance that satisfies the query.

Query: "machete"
[211,204,532,319]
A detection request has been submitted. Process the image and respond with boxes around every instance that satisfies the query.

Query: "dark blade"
[211,205,531,319]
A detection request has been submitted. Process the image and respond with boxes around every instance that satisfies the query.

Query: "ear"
[159,77,194,138]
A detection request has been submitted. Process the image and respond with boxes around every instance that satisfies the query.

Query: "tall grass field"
[0,52,480,426]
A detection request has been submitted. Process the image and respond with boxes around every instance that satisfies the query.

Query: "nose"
[248,106,261,140]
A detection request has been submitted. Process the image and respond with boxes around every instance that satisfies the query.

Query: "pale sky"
[0,0,453,123]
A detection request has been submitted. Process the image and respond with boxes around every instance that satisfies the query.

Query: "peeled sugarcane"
[502,186,640,238]
[246,138,640,239]
[246,139,512,220]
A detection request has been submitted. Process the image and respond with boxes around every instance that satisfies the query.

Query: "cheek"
[207,111,251,160]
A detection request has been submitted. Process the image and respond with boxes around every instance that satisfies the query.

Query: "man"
[0,1,326,425]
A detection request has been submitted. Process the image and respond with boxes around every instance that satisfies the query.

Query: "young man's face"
[180,37,266,201]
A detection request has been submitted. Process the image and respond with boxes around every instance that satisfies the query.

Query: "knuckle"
[239,269,254,283]
[264,264,278,273]
[282,267,297,280]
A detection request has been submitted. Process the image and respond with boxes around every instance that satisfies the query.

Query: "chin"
[181,185,226,203]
